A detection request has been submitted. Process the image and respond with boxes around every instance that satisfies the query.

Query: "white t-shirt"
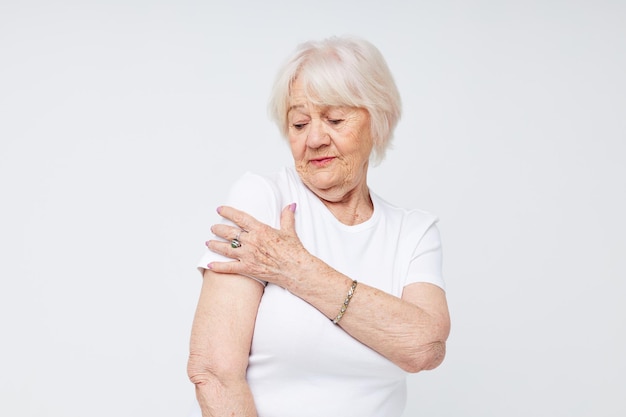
[196,166,444,417]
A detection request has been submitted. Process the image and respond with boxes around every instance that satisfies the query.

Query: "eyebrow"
[288,104,350,113]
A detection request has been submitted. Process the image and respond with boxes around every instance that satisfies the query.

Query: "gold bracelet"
[332,280,358,324]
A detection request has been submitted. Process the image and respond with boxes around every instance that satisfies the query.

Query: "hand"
[206,203,309,287]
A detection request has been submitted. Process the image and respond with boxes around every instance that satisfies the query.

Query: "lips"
[310,156,335,167]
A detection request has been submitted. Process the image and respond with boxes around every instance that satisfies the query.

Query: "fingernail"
[205,241,210,247]
[216,206,222,214]
[289,202,297,212]
[207,263,213,270]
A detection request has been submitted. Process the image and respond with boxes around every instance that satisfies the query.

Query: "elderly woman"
[188,36,450,417]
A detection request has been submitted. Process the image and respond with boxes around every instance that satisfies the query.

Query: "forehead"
[287,101,351,117]
[288,76,346,107]
[288,77,313,104]
[289,79,346,114]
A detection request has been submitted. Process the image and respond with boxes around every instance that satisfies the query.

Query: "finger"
[211,224,243,241]
[279,202,297,235]
[206,239,243,259]
[217,205,259,231]
[207,260,243,275]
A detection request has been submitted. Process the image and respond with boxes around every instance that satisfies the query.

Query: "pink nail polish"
[290,203,297,212]
[207,263,213,269]
[216,206,222,214]
[205,241,210,247]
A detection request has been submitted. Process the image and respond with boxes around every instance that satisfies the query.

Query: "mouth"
[309,156,335,167]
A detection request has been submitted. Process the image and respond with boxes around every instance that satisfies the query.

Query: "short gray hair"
[268,36,402,164]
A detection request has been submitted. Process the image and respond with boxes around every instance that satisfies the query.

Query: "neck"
[320,182,373,226]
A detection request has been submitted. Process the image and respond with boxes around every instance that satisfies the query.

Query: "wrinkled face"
[287,78,373,202]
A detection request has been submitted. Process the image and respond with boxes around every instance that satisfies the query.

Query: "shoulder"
[372,194,445,289]
[226,167,297,227]
[372,193,439,235]
[230,167,298,202]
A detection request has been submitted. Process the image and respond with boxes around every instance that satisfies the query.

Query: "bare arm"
[206,205,450,373]
[187,269,264,416]
[288,265,450,373]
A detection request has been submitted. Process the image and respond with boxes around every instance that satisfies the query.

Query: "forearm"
[287,259,449,372]
[338,281,448,372]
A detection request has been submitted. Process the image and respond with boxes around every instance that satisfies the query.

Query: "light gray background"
[1,1,625,416]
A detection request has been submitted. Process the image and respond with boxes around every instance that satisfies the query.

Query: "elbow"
[187,352,215,386]
[400,340,447,373]
[187,351,245,386]
[400,318,450,373]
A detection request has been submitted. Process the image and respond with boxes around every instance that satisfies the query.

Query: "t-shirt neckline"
[288,166,381,232]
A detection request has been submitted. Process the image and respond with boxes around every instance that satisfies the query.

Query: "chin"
[309,171,341,187]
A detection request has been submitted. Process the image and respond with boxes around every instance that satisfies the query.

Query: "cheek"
[288,136,305,159]
[347,132,370,157]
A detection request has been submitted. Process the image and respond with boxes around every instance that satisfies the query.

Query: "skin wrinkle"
[188,353,245,384]
[188,264,263,416]
[190,42,449,416]
[207,203,449,372]
[288,79,374,225]
[352,283,450,372]
[207,193,448,372]
[193,374,257,417]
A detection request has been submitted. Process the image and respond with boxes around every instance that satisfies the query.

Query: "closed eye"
[292,123,308,130]
[328,119,344,125]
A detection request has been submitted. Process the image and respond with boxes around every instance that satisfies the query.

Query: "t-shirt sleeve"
[405,222,445,290]
[196,172,281,283]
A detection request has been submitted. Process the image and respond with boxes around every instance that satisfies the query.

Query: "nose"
[305,119,331,148]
